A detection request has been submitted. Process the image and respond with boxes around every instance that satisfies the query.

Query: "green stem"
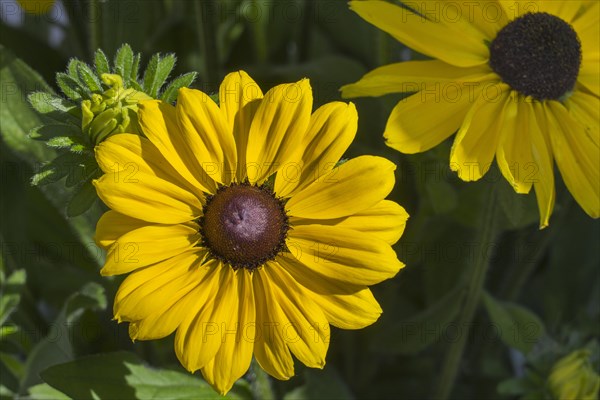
[249,358,275,400]
[250,0,268,64]
[433,188,499,399]
[194,0,219,89]
[88,0,102,59]
[377,30,390,66]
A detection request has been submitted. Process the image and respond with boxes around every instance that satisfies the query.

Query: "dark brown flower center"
[489,12,582,101]
[200,183,288,270]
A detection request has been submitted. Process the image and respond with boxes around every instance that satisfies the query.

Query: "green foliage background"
[0,1,598,399]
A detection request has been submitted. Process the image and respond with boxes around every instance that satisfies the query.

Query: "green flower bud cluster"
[81,74,151,145]
[27,44,197,216]
[548,349,600,400]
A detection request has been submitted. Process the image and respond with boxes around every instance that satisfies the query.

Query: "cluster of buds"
[28,44,197,216]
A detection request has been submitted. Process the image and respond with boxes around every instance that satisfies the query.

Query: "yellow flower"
[16,0,54,14]
[342,0,599,227]
[93,71,407,394]
[548,349,600,400]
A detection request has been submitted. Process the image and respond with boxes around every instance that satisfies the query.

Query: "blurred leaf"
[27,383,70,400]
[284,367,354,400]
[497,179,539,230]
[372,283,466,354]
[482,291,545,355]
[425,179,458,215]
[0,270,26,327]
[19,283,106,393]
[0,45,55,164]
[67,179,99,218]
[41,351,249,400]
[543,204,600,328]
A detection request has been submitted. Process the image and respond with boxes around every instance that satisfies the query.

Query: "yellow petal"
[565,92,600,147]
[384,78,494,154]
[101,224,200,276]
[341,60,489,98]
[450,84,511,181]
[290,200,408,245]
[93,172,202,224]
[276,253,382,330]
[286,224,404,286]
[495,94,535,194]
[113,250,211,322]
[574,2,600,96]
[349,1,488,67]
[547,101,600,218]
[459,1,509,40]
[138,100,217,193]
[177,88,237,184]
[274,102,357,197]
[253,269,295,380]
[175,265,239,373]
[94,210,147,249]
[287,156,395,219]
[129,279,209,341]
[95,133,198,195]
[263,262,329,369]
[219,71,264,182]
[530,102,555,228]
[499,1,540,19]
[539,0,581,22]
[246,79,312,184]
[201,270,255,395]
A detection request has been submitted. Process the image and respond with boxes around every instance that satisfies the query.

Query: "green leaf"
[130,53,141,82]
[114,44,134,84]
[498,178,539,229]
[143,53,176,98]
[482,291,545,354]
[56,72,85,100]
[94,49,110,76]
[27,383,70,400]
[29,123,81,141]
[160,72,197,103]
[67,179,99,217]
[0,46,56,163]
[31,152,83,186]
[19,283,106,393]
[46,136,78,149]
[372,284,466,354]
[41,352,249,400]
[76,62,103,92]
[27,92,79,125]
[0,270,26,326]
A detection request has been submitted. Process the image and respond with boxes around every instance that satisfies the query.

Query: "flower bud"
[81,74,151,145]
[548,349,600,400]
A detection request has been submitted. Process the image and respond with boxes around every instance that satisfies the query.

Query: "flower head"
[93,71,407,394]
[548,349,600,400]
[342,0,599,227]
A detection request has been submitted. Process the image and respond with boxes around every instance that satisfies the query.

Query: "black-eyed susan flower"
[93,71,407,394]
[342,0,599,227]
